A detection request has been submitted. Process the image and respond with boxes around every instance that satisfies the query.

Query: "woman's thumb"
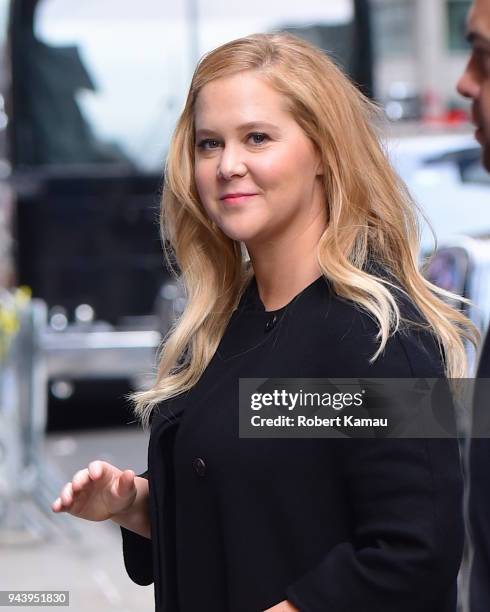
[116,470,135,496]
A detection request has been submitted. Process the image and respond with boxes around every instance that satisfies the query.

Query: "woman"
[52,33,478,612]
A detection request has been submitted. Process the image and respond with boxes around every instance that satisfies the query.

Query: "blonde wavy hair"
[130,32,479,428]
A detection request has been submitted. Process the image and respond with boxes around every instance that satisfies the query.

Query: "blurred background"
[0,1,484,610]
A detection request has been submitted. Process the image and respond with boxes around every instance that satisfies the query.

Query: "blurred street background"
[1,428,153,612]
[0,0,485,610]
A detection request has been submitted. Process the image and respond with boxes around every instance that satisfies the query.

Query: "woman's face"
[193,71,325,247]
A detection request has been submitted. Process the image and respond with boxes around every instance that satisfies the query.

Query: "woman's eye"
[197,139,220,150]
[196,133,269,150]
[249,133,268,145]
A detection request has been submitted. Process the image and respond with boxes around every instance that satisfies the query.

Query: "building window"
[371,0,415,58]
[447,0,471,51]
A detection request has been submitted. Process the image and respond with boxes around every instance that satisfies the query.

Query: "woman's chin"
[218,225,264,244]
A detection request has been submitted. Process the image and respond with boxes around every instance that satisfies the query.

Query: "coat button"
[264,314,277,332]
[192,457,207,477]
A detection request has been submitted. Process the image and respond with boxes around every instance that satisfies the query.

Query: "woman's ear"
[314,147,323,176]
[315,158,324,177]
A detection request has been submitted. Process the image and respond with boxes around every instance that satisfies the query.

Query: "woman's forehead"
[194,74,291,129]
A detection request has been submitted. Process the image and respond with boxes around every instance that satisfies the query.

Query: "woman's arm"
[285,437,463,612]
[284,320,463,611]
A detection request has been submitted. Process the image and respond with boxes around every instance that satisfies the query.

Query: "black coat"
[469,330,490,612]
[121,274,463,612]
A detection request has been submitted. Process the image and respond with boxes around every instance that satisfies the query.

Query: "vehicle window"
[423,146,490,186]
[461,160,490,186]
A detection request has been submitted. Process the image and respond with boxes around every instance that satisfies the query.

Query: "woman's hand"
[263,601,299,612]
[51,460,137,522]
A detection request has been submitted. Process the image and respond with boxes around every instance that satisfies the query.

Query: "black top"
[121,274,463,612]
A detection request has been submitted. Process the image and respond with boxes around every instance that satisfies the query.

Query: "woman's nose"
[217,146,247,179]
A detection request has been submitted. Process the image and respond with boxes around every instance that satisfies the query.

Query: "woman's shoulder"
[289,271,445,378]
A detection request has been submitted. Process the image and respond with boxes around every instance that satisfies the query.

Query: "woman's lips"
[221,194,257,204]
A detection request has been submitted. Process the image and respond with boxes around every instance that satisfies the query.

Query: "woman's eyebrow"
[195,121,281,138]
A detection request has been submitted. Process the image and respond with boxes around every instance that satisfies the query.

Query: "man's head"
[457,0,490,170]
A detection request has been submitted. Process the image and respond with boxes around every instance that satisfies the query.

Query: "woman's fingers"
[60,482,74,506]
[71,468,90,492]
[51,483,73,513]
[51,497,62,512]
[51,460,105,512]
[51,461,131,518]
[116,470,135,497]
[87,460,104,480]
